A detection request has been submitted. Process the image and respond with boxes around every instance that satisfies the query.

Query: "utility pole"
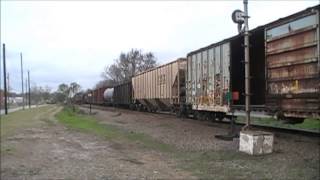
[2,44,8,115]
[0,44,1,119]
[28,70,31,108]
[7,73,9,109]
[243,0,251,130]
[20,53,25,110]
[25,78,28,107]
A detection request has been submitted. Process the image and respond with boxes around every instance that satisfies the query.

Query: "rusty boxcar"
[92,86,108,105]
[265,5,319,120]
[186,5,319,121]
[132,58,187,112]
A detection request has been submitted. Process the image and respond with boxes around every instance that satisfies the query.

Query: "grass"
[0,105,55,138]
[236,116,320,132]
[294,118,320,131]
[56,107,320,179]
[56,107,175,153]
[0,145,15,155]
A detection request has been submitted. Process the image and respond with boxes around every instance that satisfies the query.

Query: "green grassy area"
[0,105,55,138]
[56,107,175,153]
[236,116,320,132]
[56,107,319,179]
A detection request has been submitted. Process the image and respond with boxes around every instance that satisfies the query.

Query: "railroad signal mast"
[232,0,251,130]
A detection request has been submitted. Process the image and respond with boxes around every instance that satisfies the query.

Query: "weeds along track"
[79,104,320,138]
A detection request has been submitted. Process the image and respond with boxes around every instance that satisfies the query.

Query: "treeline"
[17,82,82,105]
[51,82,81,104]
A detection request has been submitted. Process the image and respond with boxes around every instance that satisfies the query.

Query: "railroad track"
[79,104,320,138]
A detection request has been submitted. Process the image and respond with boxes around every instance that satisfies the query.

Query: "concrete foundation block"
[239,130,274,155]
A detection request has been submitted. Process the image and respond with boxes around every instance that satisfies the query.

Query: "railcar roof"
[187,4,319,57]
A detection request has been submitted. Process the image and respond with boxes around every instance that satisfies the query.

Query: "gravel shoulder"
[87,106,320,179]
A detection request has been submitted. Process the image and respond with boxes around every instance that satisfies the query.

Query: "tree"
[56,83,69,103]
[68,82,81,111]
[54,82,81,104]
[29,84,52,105]
[58,83,69,95]
[69,82,81,98]
[101,49,158,83]
[42,86,52,101]
[95,79,115,89]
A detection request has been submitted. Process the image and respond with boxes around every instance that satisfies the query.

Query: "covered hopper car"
[132,58,186,113]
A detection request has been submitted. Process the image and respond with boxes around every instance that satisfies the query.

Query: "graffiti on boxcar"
[214,73,221,105]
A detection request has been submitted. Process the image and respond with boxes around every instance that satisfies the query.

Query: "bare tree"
[101,49,157,83]
[69,82,81,98]
[55,82,81,105]
[69,82,81,111]
[95,79,116,89]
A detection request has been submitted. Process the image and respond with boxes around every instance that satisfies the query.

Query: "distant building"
[8,97,23,104]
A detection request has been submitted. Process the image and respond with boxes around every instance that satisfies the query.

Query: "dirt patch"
[1,106,195,180]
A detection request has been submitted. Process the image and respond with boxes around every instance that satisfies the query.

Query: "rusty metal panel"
[92,87,107,104]
[222,43,231,105]
[202,50,208,100]
[214,46,222,106]
[191,54,197,103]
[208,48,215,104]
[267,46,317,68]
[268,62,318,81]
[266,29,317,54]
[196,52,202,101]
[186,56,192,104]
[266,13,317,41]
[265,10,320,117]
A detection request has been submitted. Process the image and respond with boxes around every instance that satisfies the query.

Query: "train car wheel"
[193,111,199,120]
[281,117,305,124]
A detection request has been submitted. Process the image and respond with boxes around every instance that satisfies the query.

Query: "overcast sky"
[1,1,319,92]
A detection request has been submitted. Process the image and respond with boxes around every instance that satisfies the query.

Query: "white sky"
[1,1,319,92]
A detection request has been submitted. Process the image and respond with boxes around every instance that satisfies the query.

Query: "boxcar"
[264,5,320,119]
[186,25,266,120]
[113,81,132,108]
[132,58,187,112]
[73,92,85,104]
[92,86,108,105]
[186,5,319,121]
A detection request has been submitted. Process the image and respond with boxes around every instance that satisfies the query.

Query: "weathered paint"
[92,87,108,105]
[132,58,186,110]
[186,42,231,113]
[265,8,319,118]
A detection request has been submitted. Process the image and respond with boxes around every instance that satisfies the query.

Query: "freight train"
[82,5,320,122]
